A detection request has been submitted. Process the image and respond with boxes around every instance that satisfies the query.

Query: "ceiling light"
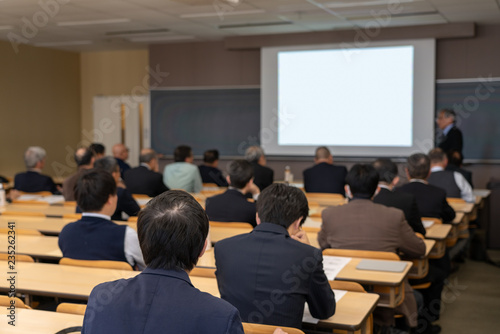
[128,35,195,42]
[180,9,265,19]
[34,40,92,47]
[57,18,130,27]
[219,21,292,29]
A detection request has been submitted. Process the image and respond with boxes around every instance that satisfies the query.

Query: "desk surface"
[449,202,475,214]
[426,224,452,240]
[0,234,61,260]
[0,308,84,334]
[0,203,77,217]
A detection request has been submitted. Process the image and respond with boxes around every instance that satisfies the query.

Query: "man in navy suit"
[372,158,426,236]
[436,109,463,155]
[205,160,259,227]
[83,190,244,334]
[124,148,168,197]
[199,149,228,187]
[303,146,347,195]
[14,146,58,193]
[59,169,145,270]
[215,183,335,329]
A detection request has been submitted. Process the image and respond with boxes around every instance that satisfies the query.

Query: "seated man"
[428,148,474,202]
[245,146,274,191]
[198,149,228,187]
[14,146,58,193]
[205,160,259,227]
[303,146,347,195]
[446,149,473,187]
[94,157,140,221]
[62,147,95,201]
[398,153,456,223]
[112,143,131,178]
[372,158,426,235]
[89,142,105,160]
[124,148,168,197]
[163,145,202,193]
[83,190,245,333]
[59,169,145,270]
[318,164,425,330]
[215,183,335,329]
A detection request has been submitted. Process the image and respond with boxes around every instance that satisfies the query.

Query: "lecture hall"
[1,1,500,333]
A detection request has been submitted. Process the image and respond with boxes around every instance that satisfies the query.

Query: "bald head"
[74,147,94,168]
[314,146,333,164]
[112,143,129,160]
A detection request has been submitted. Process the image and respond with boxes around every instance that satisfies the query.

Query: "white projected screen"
[261,40,435,157]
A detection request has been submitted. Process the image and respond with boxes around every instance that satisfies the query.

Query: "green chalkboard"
[436,80,500,161]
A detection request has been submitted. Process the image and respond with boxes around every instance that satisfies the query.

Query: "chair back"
[446,197,466,204]
[59,257,134,271]
[0,295,31,309]
[0,253,35,262]
[329,280,366,292]
[56,302,87,315]
[0,227,41,236]
[305,193,345,206]
[210,221,254,229]
[242,322,305,334]
[189,267,216,278]
[322,248,400,261]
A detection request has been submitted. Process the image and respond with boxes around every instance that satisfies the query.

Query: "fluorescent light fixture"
[180,9,265,19]
[106,28,169,36]
[34,40,92,47]
[325,0,420,8]
[57,18,130,26]
[219,21,292,29]
[0,25,14,30]
[129,35,195,42]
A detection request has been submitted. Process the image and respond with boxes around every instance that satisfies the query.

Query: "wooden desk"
[0,290,378,334]
[0,234,61,260]
[210,224,253,243]
[425,223,452,258]
[0,308,83,334]
[0,203,77,218]
[0,261,216,301]
[406,239,434,279]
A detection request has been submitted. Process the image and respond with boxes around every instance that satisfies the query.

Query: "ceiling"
[0,0,499,52]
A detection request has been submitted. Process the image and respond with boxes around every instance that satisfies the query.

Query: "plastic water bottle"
[284,166,292,184]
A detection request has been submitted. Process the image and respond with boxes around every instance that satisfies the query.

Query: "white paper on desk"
[40,195,65,204]
[302,289,347,324]
[422,220,434,228]
[17,194,42,201]
[323,256,351,281]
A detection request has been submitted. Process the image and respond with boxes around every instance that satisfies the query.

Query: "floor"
[438,250,500,333]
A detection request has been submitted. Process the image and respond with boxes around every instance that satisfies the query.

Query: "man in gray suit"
[318,164,426,332]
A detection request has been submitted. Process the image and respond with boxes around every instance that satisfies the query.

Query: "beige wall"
[80,49,149,146]
[0,40,80,179]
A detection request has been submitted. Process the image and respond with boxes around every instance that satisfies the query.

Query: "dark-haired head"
[447,149,463,167]
[345,164,379,198]
[203,149,219,164]
[89,143,105,157]
[227,160,254,189]
[137,190,209,271]
[174,145,193,162]
[75,169,117,212]
[256,183,309,229]
[406,153,430,180]
[74,147,94,167]
[373,158,398,184]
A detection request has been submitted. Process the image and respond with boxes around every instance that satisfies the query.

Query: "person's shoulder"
[425,183,447,196]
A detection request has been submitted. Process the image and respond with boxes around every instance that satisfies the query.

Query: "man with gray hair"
[245,146,273,191]
[436,108,463,154]
[124,148,168,197]
[14,146,58,193]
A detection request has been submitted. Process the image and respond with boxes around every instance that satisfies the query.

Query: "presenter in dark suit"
[398,153,456,224]
[372,158,426,235]
[14,146,58,193]
[319,164,426,331]
[303,146,347,195]
[198,149,228,187]
[436,109,463,154]
[59,169,145,270]
[123,148,168,197]
[205,160,259,227]
[215,183,335,329]
[82,190,249,334]
[245,146,274,191]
